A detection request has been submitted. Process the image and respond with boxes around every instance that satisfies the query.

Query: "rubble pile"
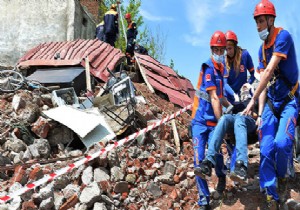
[0,84,299,210]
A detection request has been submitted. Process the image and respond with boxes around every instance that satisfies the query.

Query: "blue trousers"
[192,122,226,206]
[206,114,256,169]
[259,99,297,201]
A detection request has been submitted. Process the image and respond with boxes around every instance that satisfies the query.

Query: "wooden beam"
[171,119,180,153]
[85,57,92,92]
[134,55,155,93]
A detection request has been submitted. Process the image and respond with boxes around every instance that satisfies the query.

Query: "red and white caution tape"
[0,104,192,203]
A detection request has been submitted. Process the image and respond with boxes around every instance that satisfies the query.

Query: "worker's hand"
[234,93,240,103]
[256,116,262,128]
[241,98,255,116]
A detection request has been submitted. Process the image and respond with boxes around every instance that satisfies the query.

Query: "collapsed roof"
[18,39,195,107]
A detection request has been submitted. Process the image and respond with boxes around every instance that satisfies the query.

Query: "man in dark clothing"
[125,13,138,65]
[96,21,105,41]
[104,4,119,47]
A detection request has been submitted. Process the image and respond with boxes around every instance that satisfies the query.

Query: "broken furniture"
[93,73,137,135]
[25,67,87,95]
[52,87,80,108]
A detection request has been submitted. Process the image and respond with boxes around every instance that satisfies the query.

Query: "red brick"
[22,200,38,210]
[12,165,25,184]
[79,0,101,23]
[59,194,79,210]
[31,116,51,138]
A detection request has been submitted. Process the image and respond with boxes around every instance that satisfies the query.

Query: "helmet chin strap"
[265,16,272,41]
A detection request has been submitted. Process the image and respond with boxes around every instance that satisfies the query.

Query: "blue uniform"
[225,49,255,104]
[103,9,119,47]
[96,22,105,41]
[257,27,299,201]
[191,58,227,206]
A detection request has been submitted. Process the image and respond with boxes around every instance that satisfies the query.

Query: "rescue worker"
[192,31,231,210]
[242,0,299,209]
[96,21,105,41]
[103,4,119,47]
[125,13,138,65]
[224,30,255,105]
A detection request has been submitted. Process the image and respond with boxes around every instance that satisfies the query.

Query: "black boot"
[216,176,226,194]
[230,160,248,184]
[194,159,212,179]
[266,195,279,210]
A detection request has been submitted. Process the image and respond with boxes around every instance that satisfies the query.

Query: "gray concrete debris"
[28,138,51,158]
[79,182,102,208]
[54,192,64,210]
[47,125,74,146]
[53,175,70,190]
[107,150,120,168]
[110,166,124,182]
[62,184,81,199]
[94,167,110,182]
[100,195,114,206]
[3,138,27,153]
[146,182,162,198]
[81,166,93,185]
[163,161,176,176]
[154,173,174,185]
[93,202,107,210]
[39,197,54,210]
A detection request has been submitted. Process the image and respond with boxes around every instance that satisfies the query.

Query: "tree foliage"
[99,0,166,62]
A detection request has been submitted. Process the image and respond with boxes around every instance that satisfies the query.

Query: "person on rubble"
[242,0,299,209]
[125,13,138,65]
[96,21,105,41]
[191,31,231,210]
[103,4,119,47]
[223,30,255,105]
[195,30,257,184]
[194,84,260,186]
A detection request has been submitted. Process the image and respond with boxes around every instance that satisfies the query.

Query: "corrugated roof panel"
[135,53,194,107]
[147,76,192,107]
[18,40,194,107]
[18,39,125,82]
[145,69,177,90]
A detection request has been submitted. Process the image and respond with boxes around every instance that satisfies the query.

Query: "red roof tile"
[18,39,125,82]
[135,53,194,107]
[18,39,195,107]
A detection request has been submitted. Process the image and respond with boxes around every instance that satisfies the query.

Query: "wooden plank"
[85,57,92,92]
[134,55,155,93]
[171,119,180,153]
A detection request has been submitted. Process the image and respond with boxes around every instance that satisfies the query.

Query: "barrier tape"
[0,104,192,203]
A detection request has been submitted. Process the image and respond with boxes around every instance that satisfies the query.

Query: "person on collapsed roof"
[103,4,119,47]
[125,13,138,65]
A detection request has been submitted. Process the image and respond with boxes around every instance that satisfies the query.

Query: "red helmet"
[210,31,226,47]
[225,30,238,43]
[125,13,131,19]
[254,0,276,18]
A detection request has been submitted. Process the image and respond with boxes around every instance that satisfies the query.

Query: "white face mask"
[213,53,225,63]
[259,28,269,41]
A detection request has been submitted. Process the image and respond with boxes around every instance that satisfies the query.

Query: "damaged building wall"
[0,0,97,67]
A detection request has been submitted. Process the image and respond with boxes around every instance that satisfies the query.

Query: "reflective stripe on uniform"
[195,90,211,102]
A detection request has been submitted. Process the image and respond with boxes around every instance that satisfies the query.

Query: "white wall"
[0,0,96,67]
